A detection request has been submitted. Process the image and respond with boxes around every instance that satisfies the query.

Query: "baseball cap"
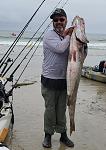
[50,8,67,19]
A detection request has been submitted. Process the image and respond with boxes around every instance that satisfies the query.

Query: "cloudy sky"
[0,0,106,34]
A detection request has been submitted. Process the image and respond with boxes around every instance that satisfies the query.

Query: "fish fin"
[70,119,75,135]
[73,50,76,62]
[75,33,88,44]
[67,95,70,106]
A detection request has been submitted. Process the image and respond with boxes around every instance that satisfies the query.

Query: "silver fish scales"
[67,16,89,135]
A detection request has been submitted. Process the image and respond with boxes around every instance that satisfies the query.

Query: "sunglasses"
[53,18,65,22]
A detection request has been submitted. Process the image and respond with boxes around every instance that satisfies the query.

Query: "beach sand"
[0,45,106,150]
[5,77,106,150]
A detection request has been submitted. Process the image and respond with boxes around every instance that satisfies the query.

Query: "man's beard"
[54,25,65,35]
[55,27,64,33]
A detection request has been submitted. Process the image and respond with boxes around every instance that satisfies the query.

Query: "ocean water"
[84,33,106,66]
[0,30,43,82]
[0,30,106,65]
[0,30,42,46]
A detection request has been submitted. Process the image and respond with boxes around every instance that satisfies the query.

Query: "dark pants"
[41,84,67,135]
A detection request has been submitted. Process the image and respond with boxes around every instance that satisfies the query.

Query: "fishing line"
[4,22,51,86]
[0,0,46,69]
[62,0,69,7]
[5,0,69,84]
[4,0,70,96]
[6,35,43,96]
[5,0,70,92]
[1,0,65,77]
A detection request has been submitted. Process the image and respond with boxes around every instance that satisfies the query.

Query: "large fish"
[67,16,89,135]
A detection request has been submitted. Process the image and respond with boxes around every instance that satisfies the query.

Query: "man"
[41,8,74,148]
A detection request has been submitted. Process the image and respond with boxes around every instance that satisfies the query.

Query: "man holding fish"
[41,8,88,148]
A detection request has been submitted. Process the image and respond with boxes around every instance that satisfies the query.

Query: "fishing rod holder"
[7,75,13,82]
[0,79,9,103]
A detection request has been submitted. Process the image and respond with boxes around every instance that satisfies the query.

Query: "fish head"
[72,16,89,44]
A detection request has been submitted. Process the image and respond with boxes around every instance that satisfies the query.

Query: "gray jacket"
[42,29,71,79]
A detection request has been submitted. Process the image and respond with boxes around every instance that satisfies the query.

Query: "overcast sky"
[0,0,106,34]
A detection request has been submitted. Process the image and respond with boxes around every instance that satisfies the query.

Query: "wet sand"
[5,77,106,150]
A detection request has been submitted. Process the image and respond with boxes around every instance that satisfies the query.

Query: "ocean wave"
[0,36,106,50]
[98,39,106,42]
[88,43,106,50]
[0,40,43,46]
[0,41,105,50]
[0,35,41,40]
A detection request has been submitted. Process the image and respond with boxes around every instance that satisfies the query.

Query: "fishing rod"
[62,0,69,7]
[5,0,70,92]
[0,0,46,69]
[4,23,50,86]
[4,0,69,82]
[6,39,42,97]
[1,0,65,77]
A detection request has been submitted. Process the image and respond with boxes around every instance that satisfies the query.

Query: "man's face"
[53,16,67,34]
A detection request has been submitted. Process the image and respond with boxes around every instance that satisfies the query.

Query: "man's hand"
[63,26,75,37]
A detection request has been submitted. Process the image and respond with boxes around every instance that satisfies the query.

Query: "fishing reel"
[0,78,9,105]
[1,58,13,75]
